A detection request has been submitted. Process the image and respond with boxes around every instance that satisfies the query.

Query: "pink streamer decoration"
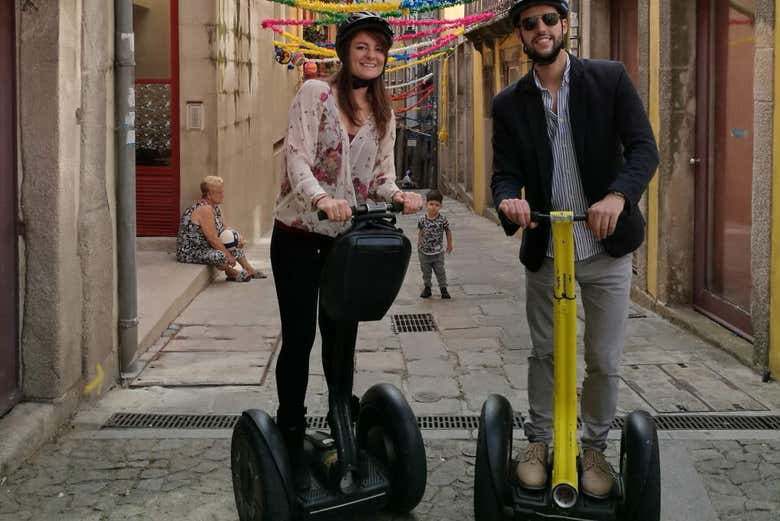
[387,12,492,25]
[261,19,315,28]
[261,12,492,31]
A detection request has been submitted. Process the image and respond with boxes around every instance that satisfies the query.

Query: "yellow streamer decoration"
[276,28,337,55]
[290,0,401,13]
[438,55,449,143]
[276,42,336,57]
[385,50,448,73]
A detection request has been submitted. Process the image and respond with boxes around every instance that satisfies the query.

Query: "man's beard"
[523,35,565,66]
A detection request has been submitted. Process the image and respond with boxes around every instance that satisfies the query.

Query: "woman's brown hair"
[330,29,393,140]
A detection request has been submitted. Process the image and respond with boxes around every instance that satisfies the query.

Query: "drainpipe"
[115,0,138,374]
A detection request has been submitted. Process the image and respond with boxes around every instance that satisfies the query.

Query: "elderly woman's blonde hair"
[200,176,224,197]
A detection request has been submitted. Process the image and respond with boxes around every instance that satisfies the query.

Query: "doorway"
[0,0,20,415]
[134,0,180,236]
[694,0,754,337]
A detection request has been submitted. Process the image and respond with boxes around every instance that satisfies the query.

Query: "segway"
[231,201,427,521]
[474,211,660,521]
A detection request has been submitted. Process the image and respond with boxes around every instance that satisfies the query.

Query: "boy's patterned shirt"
[418,213,449,255]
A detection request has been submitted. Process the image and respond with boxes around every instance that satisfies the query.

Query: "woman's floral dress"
[176,200,245,265]
[273,79,401,236]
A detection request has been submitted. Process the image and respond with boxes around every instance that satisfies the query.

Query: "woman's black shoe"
[277,407,311,491]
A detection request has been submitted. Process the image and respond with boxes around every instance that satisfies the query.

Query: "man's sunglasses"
[519,12,561,31]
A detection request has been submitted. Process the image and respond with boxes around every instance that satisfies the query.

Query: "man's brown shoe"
[581,448,614,499]
[515,442,548,490]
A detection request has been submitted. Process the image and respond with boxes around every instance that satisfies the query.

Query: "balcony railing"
[464,0,514,24]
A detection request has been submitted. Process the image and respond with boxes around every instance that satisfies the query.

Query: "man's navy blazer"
[490,54,659,272]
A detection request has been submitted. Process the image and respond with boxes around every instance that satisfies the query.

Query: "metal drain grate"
[104,413,238,430]
[102,413,780,431]
[652,415,776,431]
[102,413,515,430]
[417,416,479,430]
[391,313,437,333]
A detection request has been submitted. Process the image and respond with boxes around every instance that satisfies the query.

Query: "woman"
[176,175,265,282]
[272,12,423,490]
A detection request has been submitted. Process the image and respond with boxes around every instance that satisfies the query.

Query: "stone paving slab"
[131,352,270,387]
[661,362,767,412]
[407,358,457,378]
[660,441,720,521]
[622,364,712,413]
[163,337,276,352]
[356,351,405,373]
[400,332,448,360]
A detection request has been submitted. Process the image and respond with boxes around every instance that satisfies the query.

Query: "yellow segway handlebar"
[534,211,584,509]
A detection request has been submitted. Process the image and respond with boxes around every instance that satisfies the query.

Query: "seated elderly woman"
[176,175,266,282]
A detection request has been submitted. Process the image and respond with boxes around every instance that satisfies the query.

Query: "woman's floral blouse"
[274,79,401,236]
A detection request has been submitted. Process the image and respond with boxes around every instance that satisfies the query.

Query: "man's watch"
[609,191,626,201]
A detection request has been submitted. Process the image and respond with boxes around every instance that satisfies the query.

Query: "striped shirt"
[533,55,604,260]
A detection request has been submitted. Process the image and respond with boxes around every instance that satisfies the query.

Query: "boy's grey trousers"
[419,251,447,289]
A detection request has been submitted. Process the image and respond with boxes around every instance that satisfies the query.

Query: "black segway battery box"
[320,212,411,322]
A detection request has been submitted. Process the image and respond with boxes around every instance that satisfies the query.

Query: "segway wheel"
[231,414,293,521]
[357,383,427,513]
[619,410,661,521]
[474,394,514,521]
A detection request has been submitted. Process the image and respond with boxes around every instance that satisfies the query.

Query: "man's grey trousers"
[524,252,633,451]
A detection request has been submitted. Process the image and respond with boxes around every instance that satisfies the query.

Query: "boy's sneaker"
[420,287,432,298]
[440,287,451,299]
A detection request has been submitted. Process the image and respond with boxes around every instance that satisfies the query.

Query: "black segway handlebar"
[530,211,588,223]
[317,201,405,221]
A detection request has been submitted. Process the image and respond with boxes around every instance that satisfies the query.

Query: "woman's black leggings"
[270,223,359,429]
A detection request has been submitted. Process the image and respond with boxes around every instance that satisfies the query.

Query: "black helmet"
[335,12,394,62]
[508,0,569,27]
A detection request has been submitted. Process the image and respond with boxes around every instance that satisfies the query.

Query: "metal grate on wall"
[103,413,780,432]
[391,313,437,333]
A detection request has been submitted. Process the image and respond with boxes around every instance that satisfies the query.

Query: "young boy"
[417,190,453,299]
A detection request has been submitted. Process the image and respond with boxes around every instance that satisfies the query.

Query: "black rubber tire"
[619,411,661,521]
[231,415,293,521]
[357,383,427,513]
[474,395,513,521]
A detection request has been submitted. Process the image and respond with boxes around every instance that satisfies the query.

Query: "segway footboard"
[510,486,620,521]
[297,446,390,520]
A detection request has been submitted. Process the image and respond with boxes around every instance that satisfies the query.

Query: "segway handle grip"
[317,201,405,221]
[531,211,588,223]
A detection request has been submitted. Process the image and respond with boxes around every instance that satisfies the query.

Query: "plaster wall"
[654,0,696,306]
[179,1,219,212]
[178,0,297,242]
[588,0,610,59]
[19,0,84,400]
[17,0,119,403]
[79,2,119,389]
[750,0,775,368]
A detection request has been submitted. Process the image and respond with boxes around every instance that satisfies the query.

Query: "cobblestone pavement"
[2,197,780,520]
[2,435,779,520]
[688,440,780,520]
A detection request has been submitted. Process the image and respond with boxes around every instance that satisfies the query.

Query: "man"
[491,0,658,499]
